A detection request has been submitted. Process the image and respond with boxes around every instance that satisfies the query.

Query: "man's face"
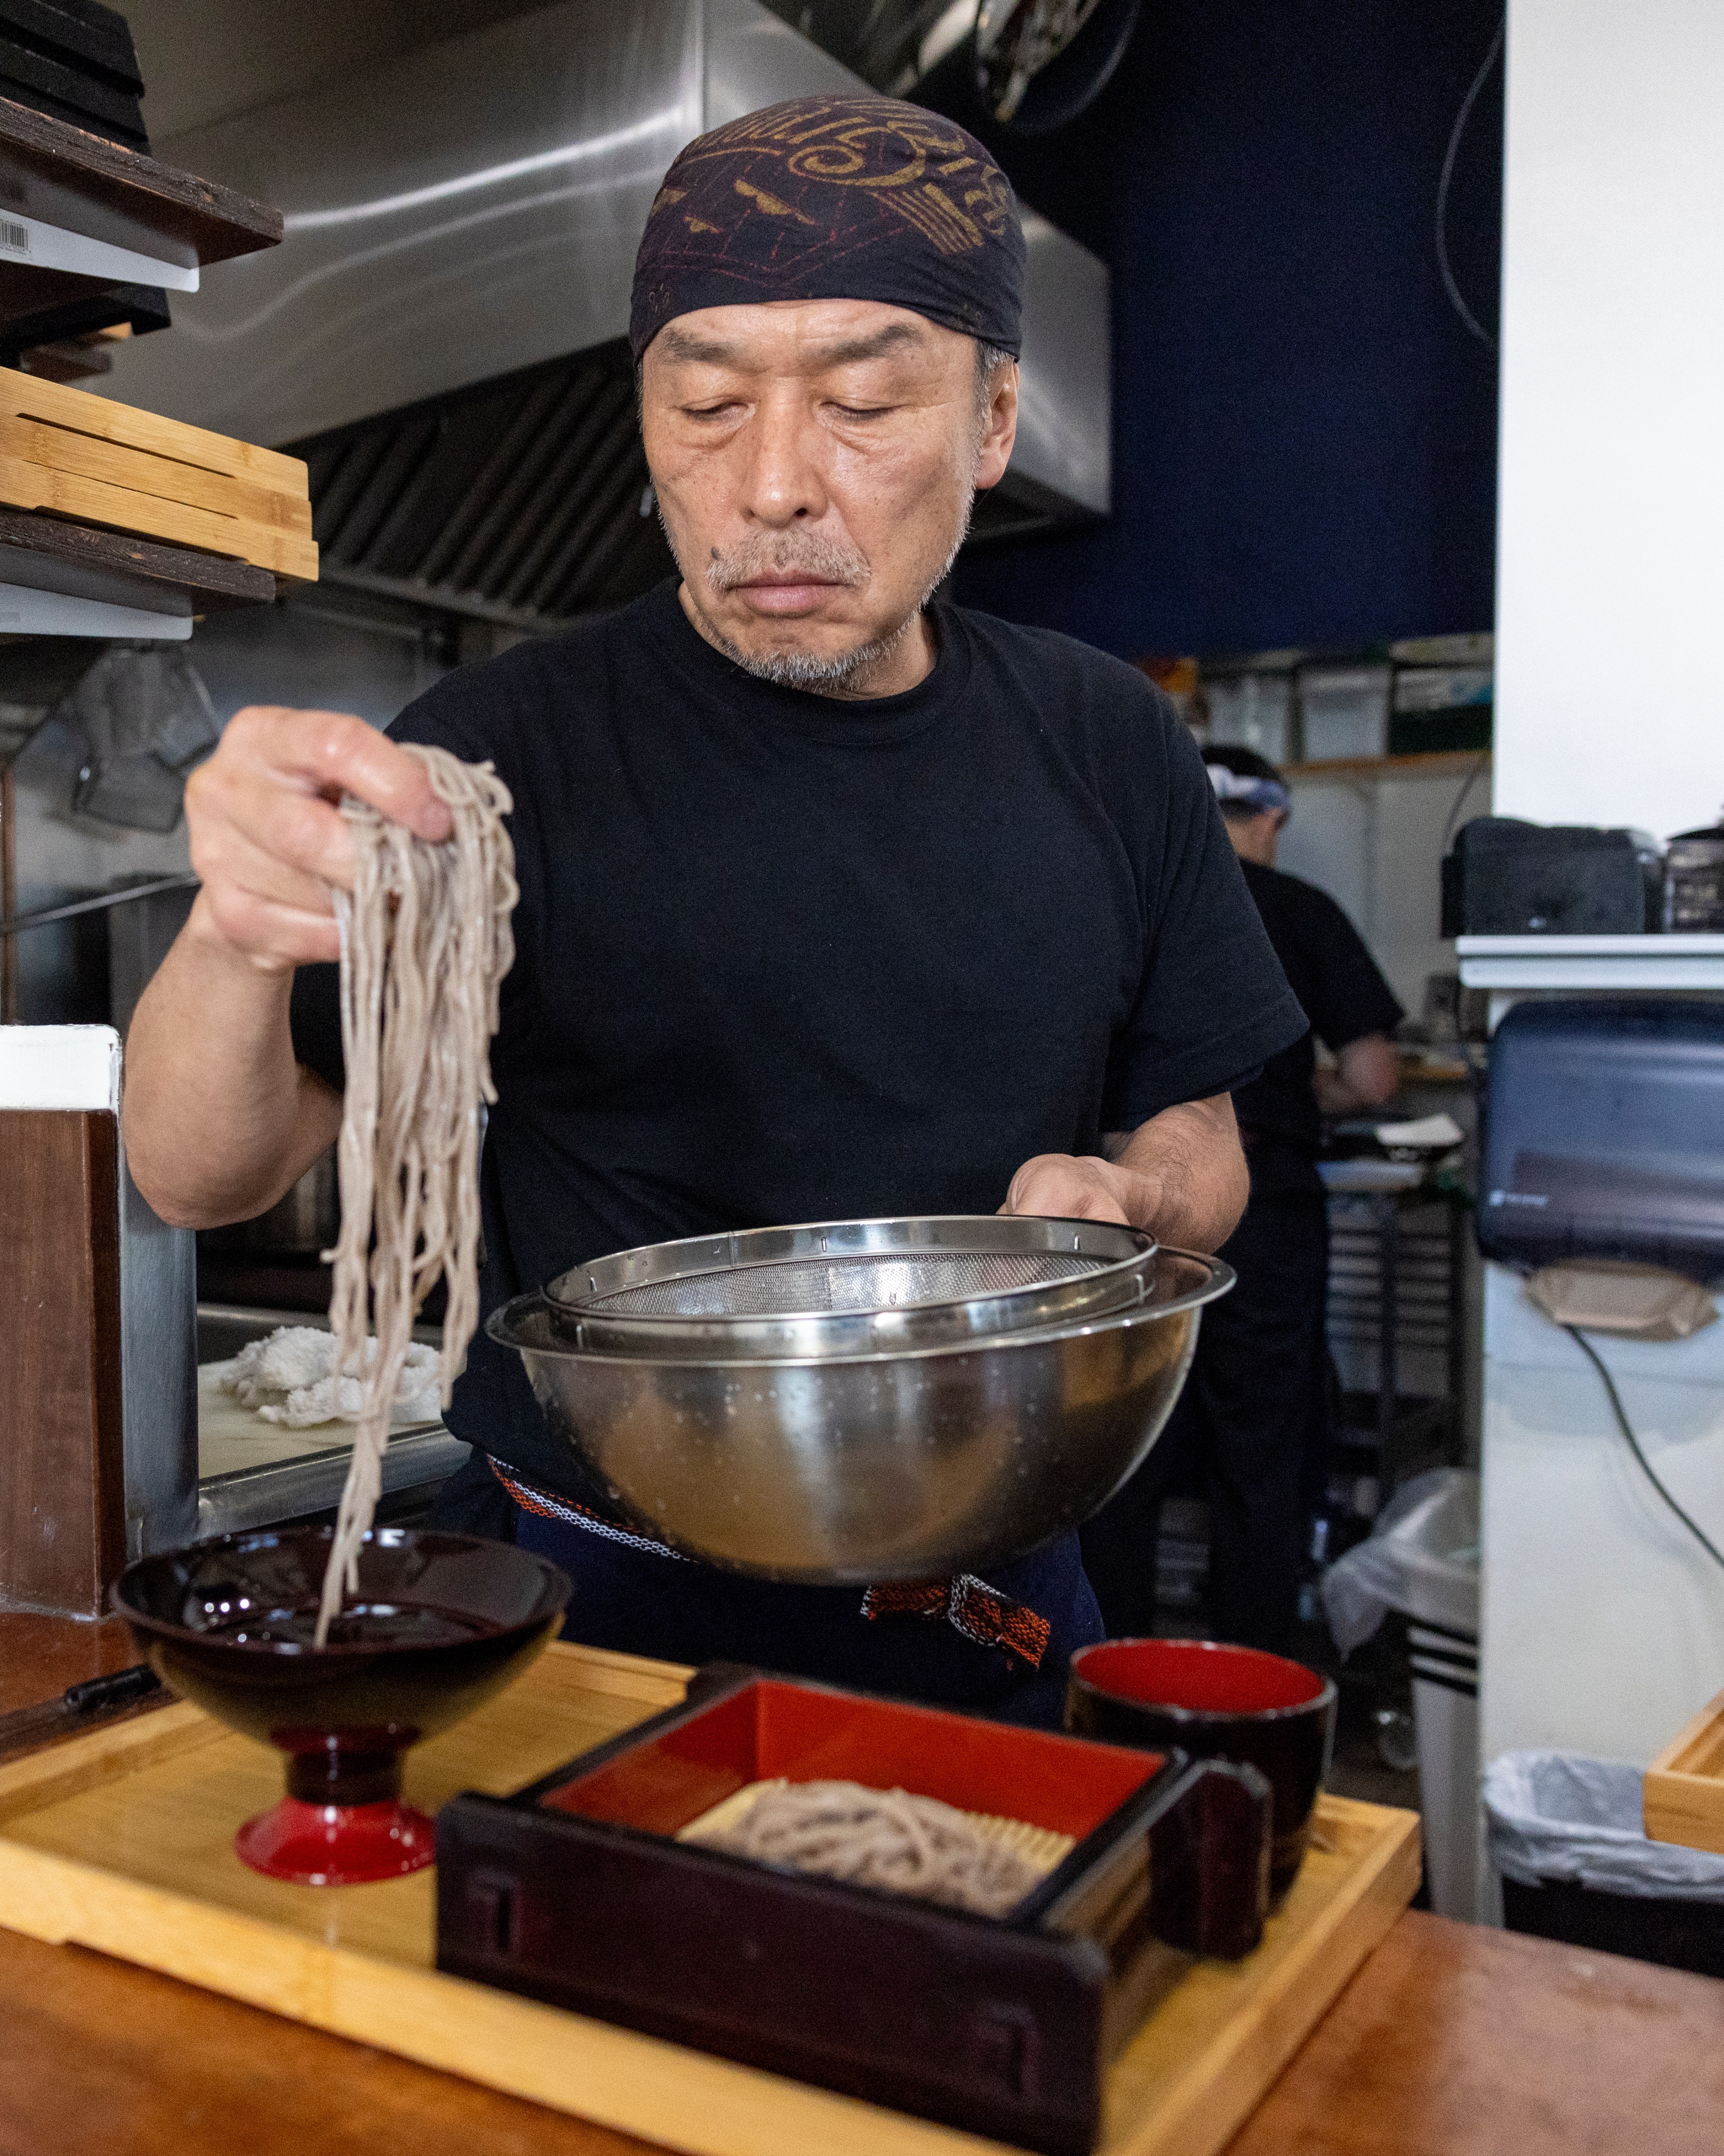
[1221,808,1287,868]
[640,298,1017,692]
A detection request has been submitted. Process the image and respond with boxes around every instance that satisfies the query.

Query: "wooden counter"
[0,1612,137,1717]
[0,1899,1720,2152]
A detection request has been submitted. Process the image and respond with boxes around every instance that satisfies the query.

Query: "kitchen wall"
[1277,756,1487,1019]
[1492,0,1724,839]
[952,0,1504,658]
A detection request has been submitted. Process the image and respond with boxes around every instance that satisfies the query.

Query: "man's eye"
[832,404,891,421]
[683,401,738,419]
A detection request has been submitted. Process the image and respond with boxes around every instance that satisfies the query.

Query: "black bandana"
[629,95,1025,361]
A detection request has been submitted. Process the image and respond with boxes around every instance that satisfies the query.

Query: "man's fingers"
[227,706,453,842]
[1053,1182,1131,1224]
[201,827,346,920]
[282,708,453,841]
[1003,1153,1137,1224]
[190,884,341,972]
[183,705,459,969]
[1003,1155,1130,1224]
[188,775,354,895]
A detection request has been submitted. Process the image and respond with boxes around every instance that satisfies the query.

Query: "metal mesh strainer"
[544,1216,1159,1361]
[582,1249,1103,1320]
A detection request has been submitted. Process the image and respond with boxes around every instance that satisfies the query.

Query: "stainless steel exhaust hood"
[102,0,1108,630]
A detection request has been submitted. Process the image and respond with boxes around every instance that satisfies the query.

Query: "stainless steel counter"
[195,1303,468,1537]
[196,1427,470,1538]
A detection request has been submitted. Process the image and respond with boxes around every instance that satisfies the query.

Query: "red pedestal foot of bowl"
[235,1795,436,1884]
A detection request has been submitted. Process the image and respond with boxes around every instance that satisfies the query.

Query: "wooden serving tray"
[0,1643,1418,2156]
[0,366,316,579]
[1645,1686,1724,1854]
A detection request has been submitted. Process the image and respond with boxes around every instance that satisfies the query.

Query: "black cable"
[1436,17,1504,349]
[1563,1323,1724,1577]
[1440,747,1491,852]
[0,873,199,940]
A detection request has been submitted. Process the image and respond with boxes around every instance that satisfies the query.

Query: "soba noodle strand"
[316,745,516,1646]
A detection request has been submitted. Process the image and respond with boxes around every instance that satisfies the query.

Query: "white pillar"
[1494,0,1724,839]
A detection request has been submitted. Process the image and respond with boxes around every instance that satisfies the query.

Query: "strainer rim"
[540,1213,1159,1359]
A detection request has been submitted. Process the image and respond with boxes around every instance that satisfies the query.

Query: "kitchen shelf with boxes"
[1449,814,1724,986]
[0,1,321,1629]
[1153,632,1493,767]
[0,1,313,638]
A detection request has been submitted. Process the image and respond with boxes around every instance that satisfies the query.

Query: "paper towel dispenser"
[1479,998,1724,1283]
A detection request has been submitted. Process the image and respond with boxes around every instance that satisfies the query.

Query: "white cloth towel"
[221,1325,441,1428]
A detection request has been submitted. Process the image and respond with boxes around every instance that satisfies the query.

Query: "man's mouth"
[732,574,850,613]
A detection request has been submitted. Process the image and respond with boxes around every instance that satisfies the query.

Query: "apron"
[465,1458,1103,1730]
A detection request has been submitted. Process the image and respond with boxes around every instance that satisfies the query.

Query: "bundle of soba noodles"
[316,745,516,1645]
[684,1780,1045,1917]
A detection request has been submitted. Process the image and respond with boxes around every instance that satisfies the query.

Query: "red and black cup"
[1066,1638,1337,1896]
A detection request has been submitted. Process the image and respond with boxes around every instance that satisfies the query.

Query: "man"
[1080,743,1403,1653]
[125,97,1305,1725]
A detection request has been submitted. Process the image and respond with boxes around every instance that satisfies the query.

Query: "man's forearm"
[123,893,341,1229]
[1100,1096,1250,1252]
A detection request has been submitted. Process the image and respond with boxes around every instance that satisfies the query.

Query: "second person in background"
[1081,744,1404,1654]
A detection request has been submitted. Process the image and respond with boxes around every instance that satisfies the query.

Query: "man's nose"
[739,393,827,527]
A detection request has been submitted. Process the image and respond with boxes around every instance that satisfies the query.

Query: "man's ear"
[974,362,1019,491]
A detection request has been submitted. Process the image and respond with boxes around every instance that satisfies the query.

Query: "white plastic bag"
[1483,1751,1724,1900]
[1321,1467,1480,1654]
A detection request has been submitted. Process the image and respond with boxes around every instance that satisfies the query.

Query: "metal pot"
[199,1147,338,1255]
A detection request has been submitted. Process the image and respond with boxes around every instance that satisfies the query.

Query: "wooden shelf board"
[0,94,282,266]
[0,506,276,609]
[1283,750,1492,782]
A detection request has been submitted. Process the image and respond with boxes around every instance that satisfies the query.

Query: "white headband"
[1207,764,1290,814]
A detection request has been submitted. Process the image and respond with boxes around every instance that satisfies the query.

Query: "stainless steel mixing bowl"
[488,1240,1232,1584]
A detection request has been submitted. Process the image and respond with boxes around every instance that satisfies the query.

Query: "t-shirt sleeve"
[1297,886,1406,1051]
[1100,706,1310,1128]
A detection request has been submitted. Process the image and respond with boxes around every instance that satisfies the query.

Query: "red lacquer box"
[436,1666,1270,2156]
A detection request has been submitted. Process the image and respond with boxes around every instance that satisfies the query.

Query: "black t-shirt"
[291,580,1306,1498]
[1231,858,1404,1176]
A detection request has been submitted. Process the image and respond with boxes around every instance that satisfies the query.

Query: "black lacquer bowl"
[115,1528,569,1886]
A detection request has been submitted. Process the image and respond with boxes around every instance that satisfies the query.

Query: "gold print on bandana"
[647,183,686,219]
[961,170,1014,240]
[895,182,983,255]
[781,112,966,190]
[734,178,817,223]
[683,99,1010,258]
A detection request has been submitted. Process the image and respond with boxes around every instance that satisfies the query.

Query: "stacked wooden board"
[0,9,299,615]
[0,363,315,584]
